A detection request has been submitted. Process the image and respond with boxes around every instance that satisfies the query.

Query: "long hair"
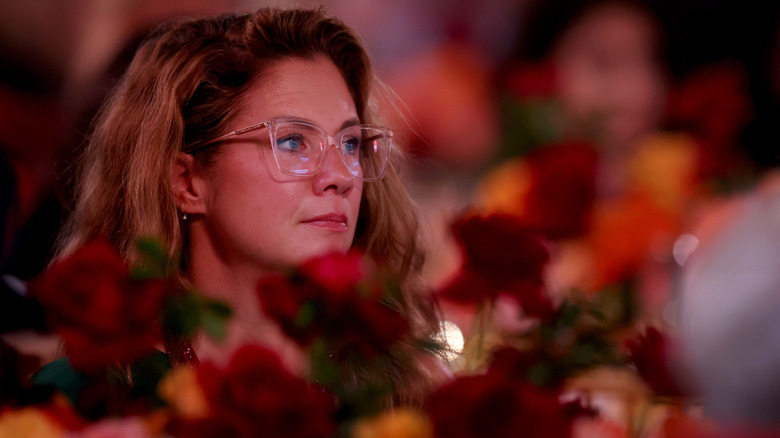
[57,8,439,407]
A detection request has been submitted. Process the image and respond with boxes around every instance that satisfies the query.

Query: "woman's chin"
[283,240,353,266]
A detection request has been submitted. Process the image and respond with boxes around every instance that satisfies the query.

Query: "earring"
[181,204,187,221]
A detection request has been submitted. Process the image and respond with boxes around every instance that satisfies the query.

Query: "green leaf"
[294,301,316,328]
[201,312,227,340]
[203,300,233,318]
[557,300,581,328]
[309,338,338,389]
[201,300,233,341]
[571,343,597,367]
[131,236,175,279]
[162,292,201,338]
[527,362,553,387]
[136,236,169,264]
[130,350,173,404]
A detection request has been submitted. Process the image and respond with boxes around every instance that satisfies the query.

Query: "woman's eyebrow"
[271,115,362,131]
[270,114,309,123]
[339,118,361,130]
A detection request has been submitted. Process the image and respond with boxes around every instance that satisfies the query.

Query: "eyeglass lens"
[272,122,390,180]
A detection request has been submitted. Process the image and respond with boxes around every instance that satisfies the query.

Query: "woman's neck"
[184,226,306,372]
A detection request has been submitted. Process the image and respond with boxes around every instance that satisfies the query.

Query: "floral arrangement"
[434,59,769,437]
[1,211,777,437]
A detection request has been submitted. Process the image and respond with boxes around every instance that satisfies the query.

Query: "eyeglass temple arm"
[361,133,389,144]
[185,121,270,153]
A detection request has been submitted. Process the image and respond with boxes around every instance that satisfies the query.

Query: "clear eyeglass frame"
[185,119,393,182]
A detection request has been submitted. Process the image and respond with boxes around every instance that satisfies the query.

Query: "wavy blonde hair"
[57,8,439,406]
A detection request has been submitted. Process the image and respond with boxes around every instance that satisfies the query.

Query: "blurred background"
[2,0,780,428]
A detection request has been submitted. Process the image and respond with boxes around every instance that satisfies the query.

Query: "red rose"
[257,252,410,359]
[339,292,411,359]
[298,250,366,296]
[28,239,167,372]
[487,346,539,381]
[452,214,549,290]
[626,327,686,398]
[426,371,574,438]
[171,345,336,438]
[664,62,752,179]
[256,272,321,346]
[438,270,496,303]
[666,62,750,144]
[29,239,128,334]
[523,141,597,239]
[57,326,162,374]
[442,214,553,319]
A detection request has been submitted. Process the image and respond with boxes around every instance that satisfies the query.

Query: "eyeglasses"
[186,119,393,182]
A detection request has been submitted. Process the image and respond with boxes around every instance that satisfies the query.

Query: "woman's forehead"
[236,57,359,131]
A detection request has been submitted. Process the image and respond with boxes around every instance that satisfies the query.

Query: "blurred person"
[507,0,668,194]
[477,0,685,320]
[679,169,780,429]
[675,6,780,430]
[38,7,444,408]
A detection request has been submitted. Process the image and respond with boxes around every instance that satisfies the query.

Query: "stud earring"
[181,204,187,221]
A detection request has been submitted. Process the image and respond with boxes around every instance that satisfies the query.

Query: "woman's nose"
[313,144,354,195]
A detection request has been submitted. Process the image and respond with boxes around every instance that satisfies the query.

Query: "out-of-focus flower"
[29,239,129,333]
[299,250,366,296]
[587,193,678,291]
[0,407,66,438]
[383,42,499,170]
[477,141,597,240]
[477,158,533,218]
[70,417,152,438]
[426,371,574,438]
[256,272,321,346]
[28,239,168,373]
[626,327,686,399]
[158,366,208,420]
[437,270,495,305]
[170,345,335,438]
[257,251,410,359]
[451,214,548,291]
[523,141,598,239]
[487,346,539,382]
[351,409,433,438]
[441,214,553,319]
[642,406,730,438]
[665,62,752,180]
[626,133,699,213]
[572,417,628,438]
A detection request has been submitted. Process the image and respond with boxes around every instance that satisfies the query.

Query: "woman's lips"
[301,214,348,232]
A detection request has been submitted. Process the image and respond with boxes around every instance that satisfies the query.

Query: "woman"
[52,7,441,407]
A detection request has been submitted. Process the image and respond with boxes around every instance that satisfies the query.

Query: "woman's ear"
[173,153,209,216]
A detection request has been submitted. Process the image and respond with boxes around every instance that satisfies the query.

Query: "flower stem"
[465,298,494,372]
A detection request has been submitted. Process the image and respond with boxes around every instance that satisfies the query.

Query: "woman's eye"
[277,134,305,151]
[343,137,360,155]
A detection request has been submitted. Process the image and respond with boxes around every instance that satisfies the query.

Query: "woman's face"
[194,56,363,271]
[552,3,665,152]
